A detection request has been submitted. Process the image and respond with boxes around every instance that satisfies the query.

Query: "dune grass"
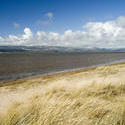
[1,83,125,125]
[1,63,125,125]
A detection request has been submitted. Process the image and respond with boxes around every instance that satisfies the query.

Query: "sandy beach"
[0,62,125,124]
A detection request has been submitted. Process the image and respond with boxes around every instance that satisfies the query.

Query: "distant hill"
[0,46,125,53]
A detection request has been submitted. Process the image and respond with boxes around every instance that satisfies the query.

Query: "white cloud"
[36,12,53,26]
[1,16,125,48]
[45,12,53,19]
[13,22,20,28]
[0,28,33,46]
[23,28,33,40]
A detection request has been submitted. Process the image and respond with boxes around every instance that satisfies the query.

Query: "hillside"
[1,46,125,53]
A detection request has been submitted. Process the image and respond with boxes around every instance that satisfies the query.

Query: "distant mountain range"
[0,46,125,53]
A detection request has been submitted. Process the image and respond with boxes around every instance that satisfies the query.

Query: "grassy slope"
[1,63,125,124]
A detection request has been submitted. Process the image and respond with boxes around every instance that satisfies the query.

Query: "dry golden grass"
[1,63,125,125]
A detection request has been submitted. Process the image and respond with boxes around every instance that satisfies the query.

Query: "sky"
[0,0,125,48]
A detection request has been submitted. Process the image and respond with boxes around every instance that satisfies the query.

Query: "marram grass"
[1,83,125,125]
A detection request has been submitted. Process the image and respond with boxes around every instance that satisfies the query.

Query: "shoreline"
[1,60,125,124]
[1,59,125,86]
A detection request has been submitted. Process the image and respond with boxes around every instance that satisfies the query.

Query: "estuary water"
[0,52,125,82]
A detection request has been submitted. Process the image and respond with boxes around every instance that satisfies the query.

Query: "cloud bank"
[1,16,125,48]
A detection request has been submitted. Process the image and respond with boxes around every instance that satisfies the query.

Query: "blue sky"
[0,0,125,35]
[0,0,125,48]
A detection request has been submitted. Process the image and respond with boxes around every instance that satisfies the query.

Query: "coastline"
[1,61,125,124]
[1,59,125,86]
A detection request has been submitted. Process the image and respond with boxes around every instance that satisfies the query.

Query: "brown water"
[0,52,125,81]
